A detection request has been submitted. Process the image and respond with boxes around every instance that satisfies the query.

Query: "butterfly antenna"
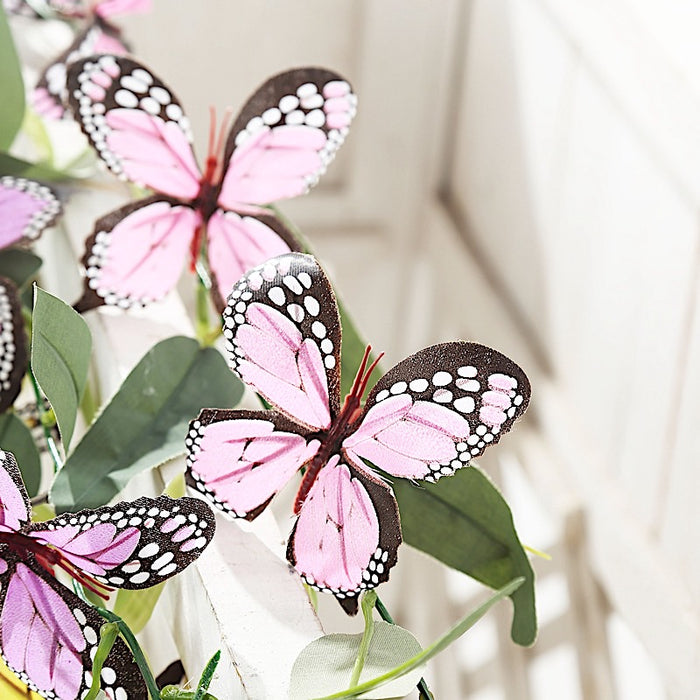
[358,350,384,400]
[207,106,217,163]
[212,107,234,183]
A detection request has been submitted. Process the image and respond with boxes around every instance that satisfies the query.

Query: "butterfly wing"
[94,0,151,20]
[0,281,28,416]
[205,209,301,311]
[0,177,61,249]
[217,67,356,210]
[287,455,400,615]
[73,195,201,312]
[0,553,147,700]
[66,54,201,198]
[343,342,531,482]
[186,408,319,521]
[222,252,342,430]
[29,494,215,588]
[0,451,31,534]
[32,20,128,121]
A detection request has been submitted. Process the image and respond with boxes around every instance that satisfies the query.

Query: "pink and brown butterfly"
[185,253,531,614]
[65,55,356,313]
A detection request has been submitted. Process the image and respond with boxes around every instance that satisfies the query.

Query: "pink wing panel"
[186,409,318,520]
[95,0,152,18]
[74,197,200,312]
[288,456,401,615]
[0,451,31,533]
[0,177,61,248]
[66,55,201,198]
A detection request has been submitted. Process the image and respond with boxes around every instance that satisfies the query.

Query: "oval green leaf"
[49,336,244,513]
[0,5,25,150]
[0,249,42,290]
[31,286,92,451]
[0,413,42,497]
[0,153,72,182]
[290,621,423,700]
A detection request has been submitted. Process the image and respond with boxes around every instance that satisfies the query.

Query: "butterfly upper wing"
[73,195,201,312]
[66,54,201,198]
[217,67,356,210]
[205,209,302,312]
[0,281,28,416]
[32,20,128,121]
[186,408,319,521]
[94,0,151,20]
[343,342,531,482]
[0,451,31,534]
[223,252,342,430]
[0,177,61,249]
[287,455,400,615]
[29,494,215,588]
[0,553,147,700]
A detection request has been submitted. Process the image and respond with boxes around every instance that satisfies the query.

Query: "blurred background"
[16,0,700,697]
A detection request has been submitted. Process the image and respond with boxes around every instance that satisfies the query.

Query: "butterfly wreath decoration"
[185,253,531,613]
[0,176,62,413]
[4,0,151,120]
[65,55,356,312]
[0,449,215,700]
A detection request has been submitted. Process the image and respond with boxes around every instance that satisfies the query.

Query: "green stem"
[27,364,63,472]
[349,591,376,688]
[84,623,120,700]
[374,595,433,700]
[194,262,211,346]
[97,607,161,700]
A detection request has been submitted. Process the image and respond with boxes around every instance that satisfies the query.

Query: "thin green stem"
[27,364,63,472]
[349,591,376,688]
[194,262,211,346]
[97,607,161,700]
[84,623,120,700]
[374,595,433,700]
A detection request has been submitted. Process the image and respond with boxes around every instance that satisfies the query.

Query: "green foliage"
[392,467,537,646]
[50,336,244,513]
[0,413,41,497]
[113,585,165,634]
[0,249,42,290]
[31,286,92,451]
[0,153,71,181]
[0,5,25,150]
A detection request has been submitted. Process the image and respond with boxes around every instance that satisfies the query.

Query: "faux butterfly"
[0,177,61,413]
[185,253,531,614]
[0,448,215,700]
[4,0,151,120]
[66,55,356,313]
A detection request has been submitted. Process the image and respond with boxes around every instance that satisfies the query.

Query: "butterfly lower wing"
[32,20,128,121]
[29,494,215,589]
[74,195,200,312]
[217,68,356,209]
[0,451,31,533]
[66,54,201,198]
[206,208,302,311]
[223,253,342,430]
[0,177,61,248]
[287,456,401,615]
[186,408,317,520]
[343,342,531,482]
[0,554,147,700]
[0,281,28,416]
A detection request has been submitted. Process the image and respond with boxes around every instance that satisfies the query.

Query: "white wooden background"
[11,0,700,697]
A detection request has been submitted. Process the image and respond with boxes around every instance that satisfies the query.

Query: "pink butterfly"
[0,176,61,413]
[65,55,356,312]
[0,448,215,700]
[5,0,152,119]
[185,253,531,613]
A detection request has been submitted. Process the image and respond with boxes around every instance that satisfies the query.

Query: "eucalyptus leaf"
[31,286,92,450]
[0,153,71,182]
[392,467,536,646]
[50,336,244,513]
[0,5,25,150]
[0,249,42,290]
[290,621,423,700]
[0,413,41,497]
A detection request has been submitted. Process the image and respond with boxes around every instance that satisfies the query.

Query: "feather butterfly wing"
[0,177,61,249]
[0,279,28,414]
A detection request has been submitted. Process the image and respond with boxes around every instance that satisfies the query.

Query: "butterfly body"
[187,253,531,613]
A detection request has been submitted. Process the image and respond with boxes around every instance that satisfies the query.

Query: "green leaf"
[50,336,244,513]
[0,153,72,182]
[307,578,523,700]
[0,249,42,290]
[113,584,164,634]
[392,467,536,646]
[290,621,423,700]
[31,286,92,451]
[0,5,25,150]
[0,413,42,497]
